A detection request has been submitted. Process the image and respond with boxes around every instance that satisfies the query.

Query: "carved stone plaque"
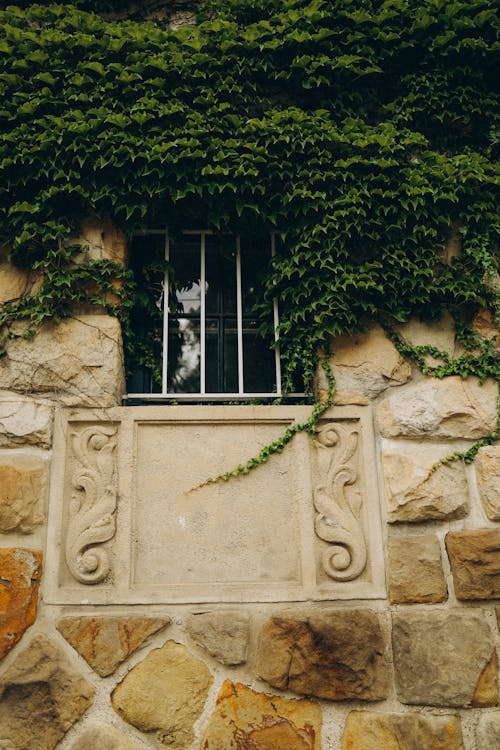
[45,406,385,604]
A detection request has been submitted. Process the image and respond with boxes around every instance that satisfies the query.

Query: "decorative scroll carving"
[65,424,118,584]
[314,422,367,581]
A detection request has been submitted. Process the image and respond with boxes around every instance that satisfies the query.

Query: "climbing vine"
[0,0,498,462]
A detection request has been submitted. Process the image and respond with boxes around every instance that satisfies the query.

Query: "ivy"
[0,0,498,453]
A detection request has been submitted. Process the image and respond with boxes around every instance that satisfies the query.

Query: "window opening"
[126,230,283,400]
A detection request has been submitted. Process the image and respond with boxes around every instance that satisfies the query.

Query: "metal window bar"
[128,229,294,399]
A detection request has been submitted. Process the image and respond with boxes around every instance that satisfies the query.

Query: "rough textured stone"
[0,548,42,660]
[392,610,498,707]
[200,680,322,750]
[473,308,500,349]
[475,445,500,521]
[112,640,213,748]
[78,216,128,264]
[376,377,497,439]
[0,397,53,448]
[328,324,411,398]
[0,634,94,750]
[387,535,447,604]
[476,712,500,750]
[70,723,141,750]
[57,616,171,677]
[0,455,47,533]
[0,315,125,407]
[256,609,388,701]
[187,611,250,665]
[396,313,458,358]
[381,443,469,522]
[341,711,464,750]
[446,529,500,600]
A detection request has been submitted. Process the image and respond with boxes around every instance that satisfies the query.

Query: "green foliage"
[0,0,498,402]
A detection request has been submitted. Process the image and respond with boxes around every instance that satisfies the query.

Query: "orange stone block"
[0,548,42,660]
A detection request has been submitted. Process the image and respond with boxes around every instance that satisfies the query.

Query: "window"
[127,230,282,399]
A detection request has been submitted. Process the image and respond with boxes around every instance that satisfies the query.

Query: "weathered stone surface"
[70,723,141,750]
[0,260,30,305]
[446,529,500,600]
[376,377,497,439]
[476,712,500,750]
[473,308,500,349]
[0,315,125,407]
[475,445,500,520]
[256,609,389,701]
[78,216,128,264]
[200,680,322,750]
[112,640,212,748]
[187,611,250,666]
[0,548,42,660]
[0,455,47,533]
[381,443,469,522]
[341,711,464,750]
[396,313,457,358]
[57,616,171,677]
[392,610,498,707]
[328,325,411,398]
[387,535,447,604]
[0,635,94,750]
[0,397,53,448]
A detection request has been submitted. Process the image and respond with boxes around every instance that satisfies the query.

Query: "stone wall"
[0,227,499,749]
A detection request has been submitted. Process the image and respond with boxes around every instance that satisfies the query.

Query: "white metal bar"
[236,236,244,394]
[200,233,206,395]
[162,229,169,395]
[271,234,282,397]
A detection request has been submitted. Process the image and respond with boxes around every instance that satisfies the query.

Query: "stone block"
[395,313,458,357]
[200,680,322,750]
[476,712,500,750]
[0,315,125,406]
[445,529,500,600]
[475,445,500,521]
[381,443,469,522]
[328,324,411,398]
[187,610,250,665]
[57,616,171,677]
[0,454,47,533]
[0,397,53,448]
[473,309,500,349]
[0,634,94,750]
[392,610,498,707]
[78,216,127,264]
[256,609,389,701]
[376,377,497,439]
[70,723,142,750]
[387,535,447,604]
[341,711,464,750]
[0,548,42,660]
[112,640,213,749]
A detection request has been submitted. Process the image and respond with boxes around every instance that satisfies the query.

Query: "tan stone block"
[473,309,500,349]
[475,445,500,520]
[392,610,498,707]
[446,529,500,600]
[395,313,458,358]
[376,377,497,439]
[79,216,128,264]
[0,455,47,533]
[0,634,94,750]
[387,535,447,604]
[256,609,389,701]
[0,315,125,406]
[187,610,249,665]
[328,324,411,398]
[476,712,500,750]
[0,548,42,660]
[200,680,322,750]
[341,711,464,750]
[0,397,53,448]
[112,640,212,748]
[57,616,171,677]
[70,722,141,750]
[381,443,469,522]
